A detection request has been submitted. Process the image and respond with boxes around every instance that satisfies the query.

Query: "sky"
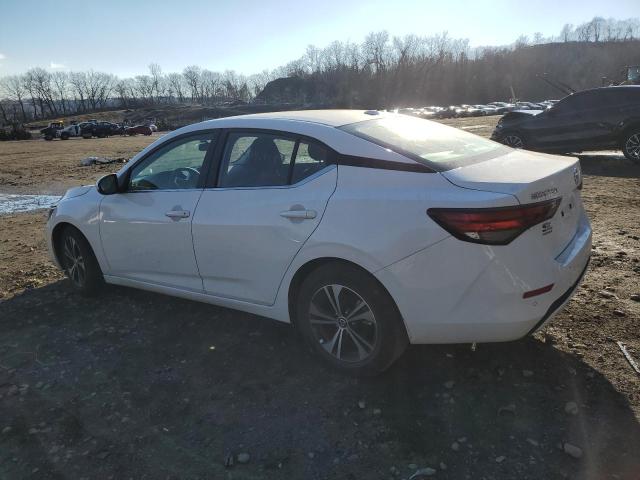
[0,0,638,78]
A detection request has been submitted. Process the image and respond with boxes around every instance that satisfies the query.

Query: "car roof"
[204,109,391,128]
[575,85,640,95]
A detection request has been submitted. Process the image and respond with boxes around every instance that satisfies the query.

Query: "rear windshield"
[340,115,508,171]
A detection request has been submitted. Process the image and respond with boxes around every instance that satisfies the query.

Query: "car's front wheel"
[502,132,525,149]
[58,227,104,295]
[622,130,640,163]
[296,263,408,376]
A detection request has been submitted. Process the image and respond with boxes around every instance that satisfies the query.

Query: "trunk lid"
[441,149,583,255]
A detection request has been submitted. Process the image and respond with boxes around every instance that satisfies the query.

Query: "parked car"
[452,106,469,117]
[434,106,457,119]
[59,123,89,140]
[81,121,120,139]
[488,102,516,114]
[492,86,640,161]
[463,105,484,116]
[46,110,591,375]
[126,125,153,136]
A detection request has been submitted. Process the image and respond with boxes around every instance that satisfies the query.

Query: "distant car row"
[395,100,559,119]
[40,120,156,140]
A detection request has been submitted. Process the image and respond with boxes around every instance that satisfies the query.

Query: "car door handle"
[165,210,190,219]
[280,209,317,220]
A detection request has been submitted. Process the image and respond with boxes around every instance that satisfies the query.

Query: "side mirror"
[97,173,120,195]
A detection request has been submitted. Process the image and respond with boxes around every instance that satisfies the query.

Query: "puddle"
[0,193,61,215]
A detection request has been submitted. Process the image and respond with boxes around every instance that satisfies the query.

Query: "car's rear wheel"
[58,227,104,295]
[502,132,525,149]
[622,130,640,163]
[296,263,408,376]
[60,132,69,140]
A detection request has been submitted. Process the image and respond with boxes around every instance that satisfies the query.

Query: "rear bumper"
[525,258,589,336]
[375,211,592,344]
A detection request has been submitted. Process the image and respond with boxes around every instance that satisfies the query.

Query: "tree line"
[261,17,640,106]
[1,16,639,124]
[0,65,279,123]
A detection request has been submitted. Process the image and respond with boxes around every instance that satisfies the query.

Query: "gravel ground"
[0,118,639,479]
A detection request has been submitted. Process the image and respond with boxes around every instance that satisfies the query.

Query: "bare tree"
[52,71,69,114]
[148,63,162,102]
[0,75,28,120]
[167,73,185,102]
[560,24,573,42]
[182,65,202,102]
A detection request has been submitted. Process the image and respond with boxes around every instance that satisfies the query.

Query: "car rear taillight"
[427,198,561,245]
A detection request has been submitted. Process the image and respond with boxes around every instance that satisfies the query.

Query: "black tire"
[82,133,92,139]
[60,133,70,140]
[58,226,104,296]
[501,131,525,149]
[44,135,53,141]
[295,262,408,376]
[622,129,640,163]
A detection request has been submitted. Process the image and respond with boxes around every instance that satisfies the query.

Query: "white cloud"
[0,53,6,60]
[50,61,66,69]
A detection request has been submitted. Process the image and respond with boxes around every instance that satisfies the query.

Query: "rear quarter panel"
[269,165,520,323]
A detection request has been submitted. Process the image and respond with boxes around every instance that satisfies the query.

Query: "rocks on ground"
[563,443,583,459]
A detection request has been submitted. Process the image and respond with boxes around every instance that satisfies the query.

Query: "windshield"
[340,114,508,170]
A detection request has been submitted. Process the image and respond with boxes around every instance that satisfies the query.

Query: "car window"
[218,132,296,187]
[553,92,603,112]
[129,132,216,191]
[291,140,331,184]
[340,115,506,170]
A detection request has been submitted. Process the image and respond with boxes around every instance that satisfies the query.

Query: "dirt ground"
[0,117,639,479]
[0,134,161,195]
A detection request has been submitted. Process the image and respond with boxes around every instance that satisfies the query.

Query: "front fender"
[46,189,105,272]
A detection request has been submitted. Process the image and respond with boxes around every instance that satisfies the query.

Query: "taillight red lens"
[427,198,561,245]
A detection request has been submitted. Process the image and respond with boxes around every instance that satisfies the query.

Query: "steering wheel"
[173,167,200,188]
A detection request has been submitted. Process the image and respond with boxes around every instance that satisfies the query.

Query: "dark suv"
[491,86,640,162]
[81,121,121,139]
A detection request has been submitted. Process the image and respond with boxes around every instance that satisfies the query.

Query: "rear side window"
[340,115,506,171]
[217,132,331,188]
[291,141,330,184]
[219,133,295,187]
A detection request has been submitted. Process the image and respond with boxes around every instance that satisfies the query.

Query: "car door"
[527,92,610,151]
[99,131,218,290]
[192,130,337,305]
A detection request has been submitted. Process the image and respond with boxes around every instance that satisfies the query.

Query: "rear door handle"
[165,210,190,219]
[280,209,317,220]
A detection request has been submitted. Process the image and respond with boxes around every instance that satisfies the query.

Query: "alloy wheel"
[308,284,378,363]
[504,135,524,148]
[63,236,86,287]
[625,133,640,160]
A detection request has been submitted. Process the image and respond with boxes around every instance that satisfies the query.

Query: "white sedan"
[46,110,591,375]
